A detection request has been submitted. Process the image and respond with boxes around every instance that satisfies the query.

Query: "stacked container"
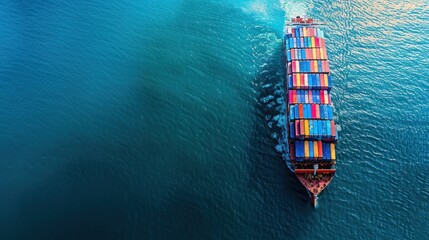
[285,26,337,162]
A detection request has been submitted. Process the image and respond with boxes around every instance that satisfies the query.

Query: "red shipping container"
[311,104,316,118]
[319,74,324,88]
[321,38,326,48]
[315,104,320,118]
[315,37,319,48]
[290,143,295,160]
[330,120,336,138]
[317,141,323,158]
[300,119,305,136]
[298,104,304,118]
[308,90,313,103]
[320,90,325,104]
[300,73,305,87]
[288,90,293,103]
[291,49,295,60]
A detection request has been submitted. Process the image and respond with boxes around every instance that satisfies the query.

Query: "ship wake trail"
[251,36,290,168]
[279,0,308,33]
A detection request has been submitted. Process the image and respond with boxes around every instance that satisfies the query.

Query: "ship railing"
[286,18,326,27]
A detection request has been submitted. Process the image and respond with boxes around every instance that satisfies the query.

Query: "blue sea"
[0,0,428,239]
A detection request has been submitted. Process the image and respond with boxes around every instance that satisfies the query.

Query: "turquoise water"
[0,0,428,239]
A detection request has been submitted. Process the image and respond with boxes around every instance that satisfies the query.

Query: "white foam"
[279,0,308,33]
[241,1,268,19]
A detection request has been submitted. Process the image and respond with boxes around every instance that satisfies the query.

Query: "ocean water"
[0,0,428,239]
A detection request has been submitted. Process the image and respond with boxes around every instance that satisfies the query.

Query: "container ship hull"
[283,17,337,207]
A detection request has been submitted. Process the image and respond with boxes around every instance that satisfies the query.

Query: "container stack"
[284,26,337,163]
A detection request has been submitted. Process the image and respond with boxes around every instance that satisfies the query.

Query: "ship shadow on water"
[247,39,317,234]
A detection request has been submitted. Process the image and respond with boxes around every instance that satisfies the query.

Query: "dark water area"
[0,0,428,239]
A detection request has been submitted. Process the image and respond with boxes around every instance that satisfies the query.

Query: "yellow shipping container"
[296,74,301,87]
[324,74,329,87]
[314,141,319,158]
[311,37,315,48]
[330,143,336,160]
[304,141,309,159]
[304,120,309,136]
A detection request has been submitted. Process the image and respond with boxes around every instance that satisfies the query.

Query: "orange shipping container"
[298,104,304,118]
[301,73,305,87]
[293,90,297,104]
[324,74,329,87]
[318,141,323,158]
[304,120,309,137]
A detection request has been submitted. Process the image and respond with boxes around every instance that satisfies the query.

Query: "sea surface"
[0,0,428,239]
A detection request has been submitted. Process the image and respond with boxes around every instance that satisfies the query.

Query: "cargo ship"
[283,17,337,207]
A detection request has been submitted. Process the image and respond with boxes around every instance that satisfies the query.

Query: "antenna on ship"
[313,164,319,176]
